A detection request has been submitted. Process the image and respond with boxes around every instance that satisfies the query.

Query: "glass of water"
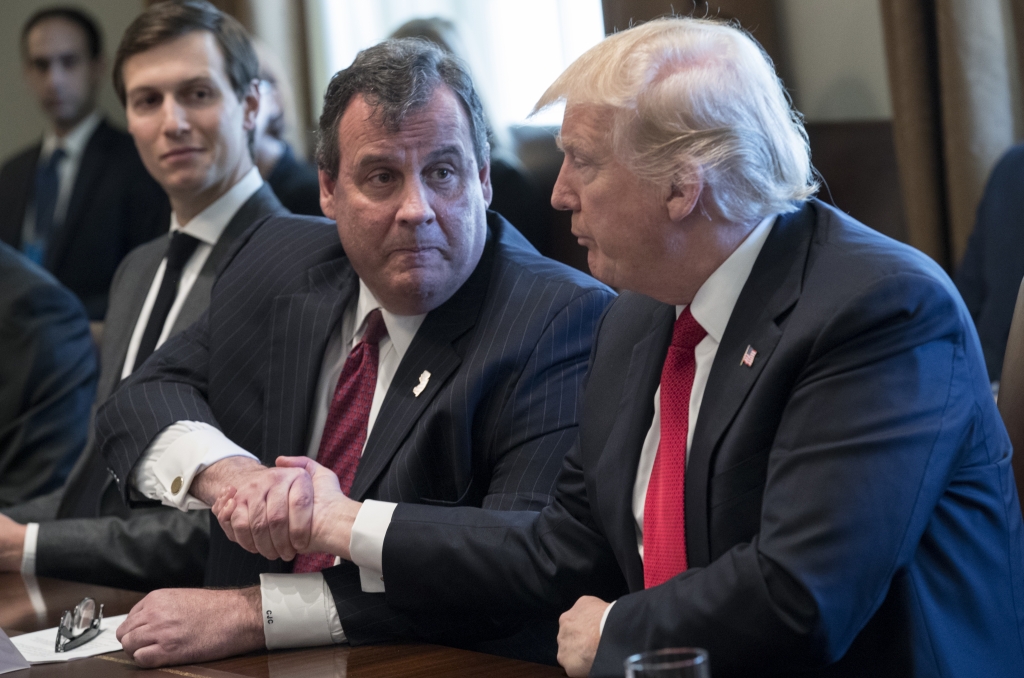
[624,647,711,677]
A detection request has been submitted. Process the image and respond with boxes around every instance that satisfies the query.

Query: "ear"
[478,155,493,207]
[666,176,702,222]
[318,168,337,219]
[241,78,260,131]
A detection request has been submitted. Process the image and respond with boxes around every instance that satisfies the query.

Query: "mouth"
[160,147,204,161]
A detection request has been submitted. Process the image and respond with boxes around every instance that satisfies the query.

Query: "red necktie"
[293,309,388,573]
[643,306,706,588]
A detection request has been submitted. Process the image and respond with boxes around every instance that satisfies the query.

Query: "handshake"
[205,456,361,563]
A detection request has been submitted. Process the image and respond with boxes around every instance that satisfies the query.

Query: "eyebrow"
[126,76,216,98]
[355,144,466,170]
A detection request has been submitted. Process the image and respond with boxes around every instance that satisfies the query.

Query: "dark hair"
[316,38,490,180]
[22,7,103,60]
[112,0,257,107]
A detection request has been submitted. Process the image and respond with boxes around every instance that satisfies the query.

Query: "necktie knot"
[671,306,707,351]
[361,309,388,346]
[166,231,201,269]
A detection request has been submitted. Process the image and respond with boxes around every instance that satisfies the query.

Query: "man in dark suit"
[97,36,613,668]
[223,18,1024,677]
[0,1,286,591]
[956,141,1024,390]
[0,242,96,510]
[0,7,169,319]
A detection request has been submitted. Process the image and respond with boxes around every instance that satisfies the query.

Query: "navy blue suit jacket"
[97,212,614,653]
[380,201,1024,677]
[956,142,1024,383]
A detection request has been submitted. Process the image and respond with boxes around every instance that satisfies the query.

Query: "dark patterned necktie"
[293,309,388,573]
[643,306,706,588]
[23,147,66,265]
[133,231,201,370]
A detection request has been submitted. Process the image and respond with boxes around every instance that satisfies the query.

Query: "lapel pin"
[413,370,431,397]
[741,345,757,367]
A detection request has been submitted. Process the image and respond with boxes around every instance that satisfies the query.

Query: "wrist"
[192,456,264,505]
[313,497,361,560]
[0,522,27,572]
[235,586,266,650]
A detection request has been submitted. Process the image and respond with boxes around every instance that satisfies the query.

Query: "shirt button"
[171,476,184,495]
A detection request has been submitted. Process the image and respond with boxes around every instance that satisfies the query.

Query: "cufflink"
[171,476,184,495]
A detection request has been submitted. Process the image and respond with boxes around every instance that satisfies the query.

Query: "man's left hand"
[557,595,610,677]
[0,513,27,572]
[117,587,263,668]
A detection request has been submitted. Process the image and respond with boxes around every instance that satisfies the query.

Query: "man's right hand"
[193,456,313,561]
[212,457,362,561]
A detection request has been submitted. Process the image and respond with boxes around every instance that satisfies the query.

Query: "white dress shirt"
[19,168,263,577]
[20,111,102,243]
[346,213,778,636]
[127,280,426,649]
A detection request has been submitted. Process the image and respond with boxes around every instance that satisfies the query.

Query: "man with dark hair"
[97,38,613,668]
[0,0,286,592]
[0,6,169,319]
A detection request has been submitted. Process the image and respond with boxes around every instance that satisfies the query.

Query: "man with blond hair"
[213,16,1024,677]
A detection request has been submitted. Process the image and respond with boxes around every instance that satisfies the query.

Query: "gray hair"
[536,17,817,223]
[316,38,490,180]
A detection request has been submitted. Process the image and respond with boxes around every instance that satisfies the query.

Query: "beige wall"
[777,0,892,121]
[0,0,146,162]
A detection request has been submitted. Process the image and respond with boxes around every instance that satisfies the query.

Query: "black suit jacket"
[379,201,1024,677]
[0,119,170,319]
[956,142,1024,382]
[97,212,614,646]
[0,243,96,507]
[267,145,323,217]
[2,185,286,592]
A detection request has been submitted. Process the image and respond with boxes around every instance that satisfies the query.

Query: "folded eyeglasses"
[54,597,103,653]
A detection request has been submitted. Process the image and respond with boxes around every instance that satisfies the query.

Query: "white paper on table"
[10,613,128,664]
[0,628,30,674]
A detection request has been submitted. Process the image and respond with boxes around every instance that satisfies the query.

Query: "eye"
[368,170,394,185]
[131,92,162,111]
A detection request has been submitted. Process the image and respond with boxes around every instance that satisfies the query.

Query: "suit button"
[171,476,184,495]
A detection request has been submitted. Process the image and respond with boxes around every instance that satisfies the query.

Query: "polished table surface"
[0,573,565,677]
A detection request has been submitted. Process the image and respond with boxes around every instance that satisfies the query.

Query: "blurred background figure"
[955,142,1024,397]
[0,241,96,508]
[0,6,169,320]
[253,40,322,216]
[390,17,550,252]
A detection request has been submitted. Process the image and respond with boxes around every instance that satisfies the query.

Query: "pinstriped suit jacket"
[97,211,614,651]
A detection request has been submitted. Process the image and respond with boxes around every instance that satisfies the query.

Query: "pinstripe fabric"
[96,212,614,649]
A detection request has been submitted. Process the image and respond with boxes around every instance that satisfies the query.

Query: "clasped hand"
[210,456,360,561]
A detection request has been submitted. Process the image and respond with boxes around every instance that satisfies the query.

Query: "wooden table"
[0,573,564,677]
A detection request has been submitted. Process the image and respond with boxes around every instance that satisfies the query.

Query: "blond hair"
[536,17,817,222]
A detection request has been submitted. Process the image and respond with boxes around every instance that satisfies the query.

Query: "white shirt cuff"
[129,421,259,510]
[349,499,397,593]
[260,573,345,649]
[21,522,39,576]
[599,600,616,635]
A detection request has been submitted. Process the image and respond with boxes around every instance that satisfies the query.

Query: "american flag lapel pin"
[413,370,431,397]
[741,345,757,367]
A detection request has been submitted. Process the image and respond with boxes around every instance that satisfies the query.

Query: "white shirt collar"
[169,167,263,246]
[354,279,427,359]
[41,111,102,161]
[685,214,777,341]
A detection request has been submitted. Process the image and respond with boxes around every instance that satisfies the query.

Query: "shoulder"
[0,242,87,325]
[0,143,41,178]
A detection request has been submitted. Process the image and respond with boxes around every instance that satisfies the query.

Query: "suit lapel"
[347,236,494,500]
[685,205,814,567]
[263,258,357,462]
[46,121,107,272]
[170,185,285,335]
[595,303,675,591]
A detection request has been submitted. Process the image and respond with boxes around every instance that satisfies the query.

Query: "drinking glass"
[624,647,711,677]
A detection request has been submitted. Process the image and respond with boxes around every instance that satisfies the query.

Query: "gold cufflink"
[171,476,183,494]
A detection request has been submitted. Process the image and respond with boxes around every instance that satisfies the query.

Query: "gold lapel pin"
[413,370,431,397]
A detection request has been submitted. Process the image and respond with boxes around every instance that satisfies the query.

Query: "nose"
[395,177,436,227]
[551,157,580,212]
[160,98,190,137]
